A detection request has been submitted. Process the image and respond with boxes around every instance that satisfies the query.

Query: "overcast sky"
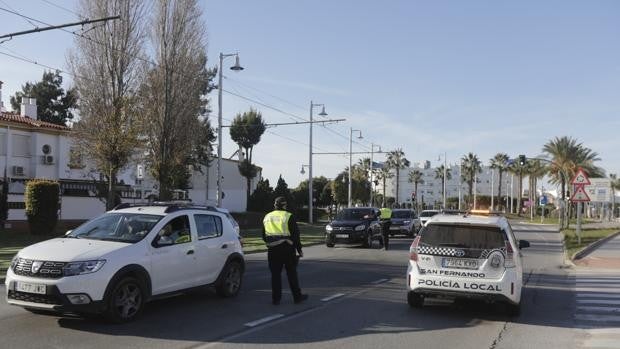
[1,0,619,188]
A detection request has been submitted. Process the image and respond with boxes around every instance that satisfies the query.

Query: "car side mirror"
[153,235,174,247]
[518,240,530,249]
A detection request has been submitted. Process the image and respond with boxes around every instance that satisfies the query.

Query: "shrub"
[25,179,60,235]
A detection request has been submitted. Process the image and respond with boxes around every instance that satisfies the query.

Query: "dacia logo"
[31,261,43,274]
[455,250,466,257]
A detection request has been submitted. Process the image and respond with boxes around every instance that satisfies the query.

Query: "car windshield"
[392,210,412,218]
[335,208,374,220]
[420,211,438,217]
[67,213,163,243]
[419,224,506,250]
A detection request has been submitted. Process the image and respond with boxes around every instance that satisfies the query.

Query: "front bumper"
[406,263,520,304]
[4,268,110,313]
[325,230,368,244]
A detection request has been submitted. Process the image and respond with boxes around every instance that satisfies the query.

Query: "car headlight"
[326,225,333,231]
[355,224,366,231]
[10,255,19,271]
[63,260,106,276]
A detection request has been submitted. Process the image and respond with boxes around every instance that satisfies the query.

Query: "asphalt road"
[0,222,581,349]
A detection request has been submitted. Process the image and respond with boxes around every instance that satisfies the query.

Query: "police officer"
[262,197,308,305]
[379,205,393,250]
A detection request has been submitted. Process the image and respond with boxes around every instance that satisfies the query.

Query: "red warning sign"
[571,168,591,186]
[570,185,591,202]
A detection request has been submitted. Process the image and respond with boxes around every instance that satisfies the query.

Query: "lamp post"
[217,52,244,208]
[349,128,363,207]
[490,168,495,210]
[370,143,381,207]
[308,101,327,224]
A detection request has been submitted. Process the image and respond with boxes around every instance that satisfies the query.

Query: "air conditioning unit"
[42,155,54,165]
[12,166,24,176]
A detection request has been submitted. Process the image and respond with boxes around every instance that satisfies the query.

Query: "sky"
[1,0,619,189]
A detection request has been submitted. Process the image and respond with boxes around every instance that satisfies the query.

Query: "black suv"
[325,207,383,248]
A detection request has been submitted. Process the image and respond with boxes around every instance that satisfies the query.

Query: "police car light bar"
[467,209,503,216]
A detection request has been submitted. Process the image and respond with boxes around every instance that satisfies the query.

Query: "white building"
[0,87,259,222]
[377,160,520,209]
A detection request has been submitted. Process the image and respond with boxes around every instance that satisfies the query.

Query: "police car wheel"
[216,261,243,298]
[407,292,424,308]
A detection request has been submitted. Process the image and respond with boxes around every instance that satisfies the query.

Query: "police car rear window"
[419,224,505,250]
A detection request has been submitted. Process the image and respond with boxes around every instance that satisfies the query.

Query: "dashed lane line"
[321,293,345,302]
[244,314,285,327]
[371,278,389,284]
[577,299,620,305]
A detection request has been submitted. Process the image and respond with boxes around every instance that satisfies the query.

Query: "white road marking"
[321,293,345,302]
[244,314,284,327]
[577,300,620,305]
[371,278,389,284]
[577,293,620,299]
[575,314,620,322]
[577,306,620,314]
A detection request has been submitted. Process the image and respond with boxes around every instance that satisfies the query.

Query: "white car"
[419,209,439,226]
[5,203,245,323]
[406,211,530,315]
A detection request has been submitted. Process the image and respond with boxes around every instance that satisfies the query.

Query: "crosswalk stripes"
[574,271,620,348]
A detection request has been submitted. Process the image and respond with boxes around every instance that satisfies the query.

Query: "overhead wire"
[40,0,84,19]
[0,0,39,28]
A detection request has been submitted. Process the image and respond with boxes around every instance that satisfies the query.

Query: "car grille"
[8,290,62,305]
[332,227,353,231]
[13,258,66,279]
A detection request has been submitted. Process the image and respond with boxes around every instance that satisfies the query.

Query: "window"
[12,135,31,157]
[155,215,192,245]
[195,214,223,239]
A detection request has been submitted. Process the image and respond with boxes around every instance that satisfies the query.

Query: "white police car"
[406,210,530,315]
[5,203,245,323]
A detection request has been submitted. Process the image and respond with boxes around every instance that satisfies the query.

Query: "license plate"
[442,258,478,270]
[389,226,400,231]
[336,234,349,238]
[15,282,46,295]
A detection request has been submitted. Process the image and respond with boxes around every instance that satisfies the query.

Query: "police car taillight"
[504,240,515,267]
[410,236,421,261]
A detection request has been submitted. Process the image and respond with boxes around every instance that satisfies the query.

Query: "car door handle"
[221,244,228,249]
[187,249,195,255]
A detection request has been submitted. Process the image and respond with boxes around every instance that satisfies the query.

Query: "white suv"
[406,211,530,315]
[5,203,245,322]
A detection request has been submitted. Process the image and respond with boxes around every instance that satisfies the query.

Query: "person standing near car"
[379,205,393,250]
[262,197,308,305]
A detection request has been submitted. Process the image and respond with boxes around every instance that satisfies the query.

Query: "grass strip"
[562,228,618,258]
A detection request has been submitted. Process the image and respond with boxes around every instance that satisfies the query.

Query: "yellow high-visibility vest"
[380,208,392,219]
[263,210,292,237]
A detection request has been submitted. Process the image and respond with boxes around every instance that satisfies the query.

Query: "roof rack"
[113,201,219,213]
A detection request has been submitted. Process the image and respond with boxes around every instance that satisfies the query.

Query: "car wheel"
[407,291,424,308]
[104,276,145,323]
[506,302,521,317]
[326,242,335,248]
[216,261,243,298]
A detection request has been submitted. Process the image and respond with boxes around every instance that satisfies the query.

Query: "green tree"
[610,174,620,219]
[375,165,394,207]
[248,178,273,212]
[294,176,330,207]
[408,169,424,212]
[10,71,77,125]
[273,175,294,210]
[489,153,510,210]
[507,158,529,215]
[385,149,410,205]
[525,159,547,218]
[461,153,482,207]
[434,165,452,203]
[25,180,59,235]
[331,172,348,206]
[229,108,267,210]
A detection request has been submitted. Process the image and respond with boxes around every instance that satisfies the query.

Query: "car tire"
[407,292,424,308]
[216,261,243,298]
[506,302,521,317]
[103,276,146,323]
[326,242,335,248]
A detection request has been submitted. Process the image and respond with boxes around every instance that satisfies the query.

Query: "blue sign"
[539,195,548,205]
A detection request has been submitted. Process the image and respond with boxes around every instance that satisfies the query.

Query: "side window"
[154,215,191,246]
[195,214,223,239]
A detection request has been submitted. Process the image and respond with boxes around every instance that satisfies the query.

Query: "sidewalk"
[574,231,620,269]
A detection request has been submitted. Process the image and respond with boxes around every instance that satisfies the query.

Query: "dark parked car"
[325,207,383,248]
[389,209,421,237]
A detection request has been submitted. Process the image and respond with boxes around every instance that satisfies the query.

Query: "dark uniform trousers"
[268,242,302,302]
[381,219,391,250]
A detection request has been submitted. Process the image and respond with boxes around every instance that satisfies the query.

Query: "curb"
[572,230,620,261]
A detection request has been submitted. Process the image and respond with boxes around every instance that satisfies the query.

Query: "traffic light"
[519,155,526,166]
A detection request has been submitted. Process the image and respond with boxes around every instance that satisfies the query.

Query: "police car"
[406,210,530,315]
[5,203,245,323]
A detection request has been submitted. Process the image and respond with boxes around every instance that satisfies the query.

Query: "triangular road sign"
[570,185,591,202]
[571,168,591,185]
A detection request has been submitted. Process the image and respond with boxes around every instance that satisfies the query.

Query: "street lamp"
[349,128,363,207]
[217,52,244,208]
[370,143,381,207]
[308,101,327,224]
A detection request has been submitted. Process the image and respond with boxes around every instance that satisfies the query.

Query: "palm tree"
[610,174,619,219]
[434,165,452,204]
[408,169,424,212]
[376,165,394,207]
[507,159,529,216]
[526,159,548,218]
[460,153,481,208]
[385,148,410,205]
[489,153,510,210]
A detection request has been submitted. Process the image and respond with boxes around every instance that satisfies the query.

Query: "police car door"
[193,213,228,284]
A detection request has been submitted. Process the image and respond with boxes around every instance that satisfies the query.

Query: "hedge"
[25,179,60,235]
